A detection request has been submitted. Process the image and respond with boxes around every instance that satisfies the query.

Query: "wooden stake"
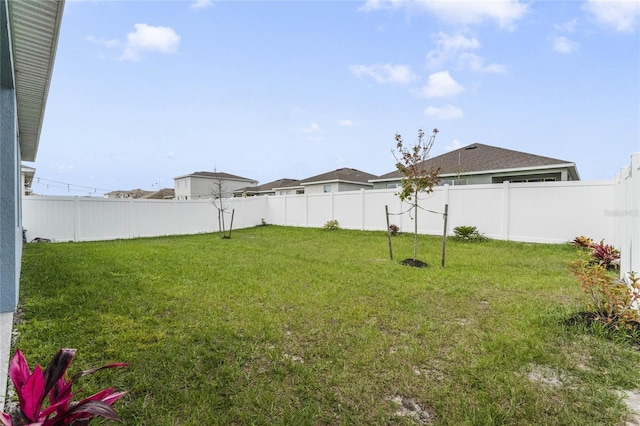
[228,209,235,239]
[385,205,393,261]
[441,204,448,268]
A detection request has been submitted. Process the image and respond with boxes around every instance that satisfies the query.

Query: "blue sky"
[31,0,639,196]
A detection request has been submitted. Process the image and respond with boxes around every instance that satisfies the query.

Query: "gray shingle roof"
[235,178,301,194]
[175,171,258,183]
[378,143,575,179]
[300,168,379,185]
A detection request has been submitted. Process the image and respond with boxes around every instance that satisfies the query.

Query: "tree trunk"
[413,188,418,261]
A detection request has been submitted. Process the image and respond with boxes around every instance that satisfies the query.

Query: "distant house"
[144,188,175,200]
[21,165,36,196]
[371,143,580,189]
[300,168,379,194]
[174,171,258,200]
[105,189,153,199]
[233,178,303,197]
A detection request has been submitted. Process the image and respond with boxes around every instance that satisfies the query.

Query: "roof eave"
[10,0,66,162]
[301,179,374,187]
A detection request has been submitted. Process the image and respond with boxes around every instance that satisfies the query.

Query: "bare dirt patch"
[390,395,436,425]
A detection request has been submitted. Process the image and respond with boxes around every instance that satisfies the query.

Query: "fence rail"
[23,153,638,280]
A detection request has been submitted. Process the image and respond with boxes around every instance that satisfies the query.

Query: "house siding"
[175,175,257,200]
[0,8,20,312]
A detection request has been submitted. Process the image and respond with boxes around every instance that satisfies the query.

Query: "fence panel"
[445,184,504,239]
[22,170,635,251]
[333,191,362,230]
[507,181,614,243]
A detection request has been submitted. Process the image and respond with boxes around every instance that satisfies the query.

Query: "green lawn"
[15,226,640,425]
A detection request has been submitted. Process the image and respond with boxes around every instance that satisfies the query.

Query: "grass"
[15,226,640,425]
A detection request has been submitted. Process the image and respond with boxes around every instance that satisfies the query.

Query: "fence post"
[305,193,309,228]
[73,197,80,242]
[502,181,510,241]
[361,188,365,231]
[283,193,287,227]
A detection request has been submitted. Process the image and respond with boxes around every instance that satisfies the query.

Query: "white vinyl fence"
[22,153,638,279]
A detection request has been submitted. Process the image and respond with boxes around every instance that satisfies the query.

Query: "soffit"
[8,0,65,162]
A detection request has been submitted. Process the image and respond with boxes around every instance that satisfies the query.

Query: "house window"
[323,185,332,193]
[386,183,400,189]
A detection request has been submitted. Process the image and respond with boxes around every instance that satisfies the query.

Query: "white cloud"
[166,150,175,158]
[349,63,417,84]
[444,139,463,151]
[361,0,529,29]
[554,18,578,33]
[338,119,353,127]
[120,24,181,62]
[417,71,464,98]
[459,53,507,74]
[426,32,506,74]
[86,35,119,48]
[583,0,640,32]
[552,36,579,54]
[426,32,481,68]
[190,0,213,9]
[301,123,321,133]
[424,104,464,120]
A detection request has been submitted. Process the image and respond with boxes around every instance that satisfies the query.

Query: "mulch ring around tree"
[401,259,428,268]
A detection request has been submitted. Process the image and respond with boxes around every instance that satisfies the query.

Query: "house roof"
[7,0,66,162]
[144,188,175,199]
[105,189,153,198]
[376,143,579,180]
[173,171,258,184]
[234,178,302,195]
[300,168,379,186]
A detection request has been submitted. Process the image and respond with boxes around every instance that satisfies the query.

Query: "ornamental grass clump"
[2,348,127,426]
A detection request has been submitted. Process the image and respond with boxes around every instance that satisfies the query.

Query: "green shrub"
[572,260,640,334]
[453,225,487,241]
[322,219,339,231]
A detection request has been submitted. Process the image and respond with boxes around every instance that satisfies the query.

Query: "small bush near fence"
[323,220,339,231]
[452,225,488,242]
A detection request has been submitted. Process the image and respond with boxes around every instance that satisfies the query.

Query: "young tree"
[392,128,441,264]
[209,171,231,238]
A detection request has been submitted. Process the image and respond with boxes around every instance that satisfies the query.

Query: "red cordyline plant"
[1,348,127,426]
[590,239,620,269]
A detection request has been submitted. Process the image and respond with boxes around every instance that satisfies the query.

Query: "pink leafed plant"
[590,239,621,269]
[1,348,127,426]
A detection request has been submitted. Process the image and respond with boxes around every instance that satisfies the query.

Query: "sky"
[29,0,640,196]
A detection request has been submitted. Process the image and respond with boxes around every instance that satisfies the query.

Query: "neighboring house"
[300,168,379,194]
[105,189,153,199]
[21,165,36,196]
[174,171,258,200]
[371,143,580,189]
[0,0,64,315]
[144,188,175,200]
[233,178,303,197]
